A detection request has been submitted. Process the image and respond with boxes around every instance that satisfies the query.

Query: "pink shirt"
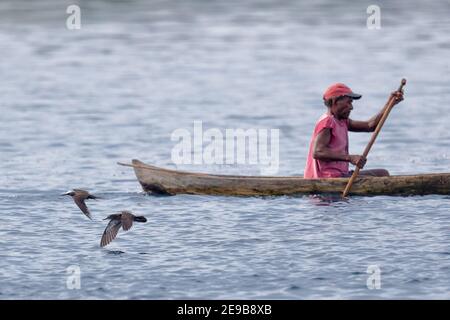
[304,113,349,178]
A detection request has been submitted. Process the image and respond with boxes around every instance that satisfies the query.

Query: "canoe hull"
[129,159,450,196]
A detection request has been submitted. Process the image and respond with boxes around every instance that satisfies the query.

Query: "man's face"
[331,96,353,119]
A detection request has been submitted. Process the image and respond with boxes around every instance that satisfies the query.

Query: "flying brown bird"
[100,211,147,247]
[61,189,99,220]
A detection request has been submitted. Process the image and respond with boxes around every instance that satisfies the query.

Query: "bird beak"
[60,191,71,196]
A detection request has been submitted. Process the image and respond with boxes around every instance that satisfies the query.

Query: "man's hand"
[391,90,404,106]
[348,155,367,169]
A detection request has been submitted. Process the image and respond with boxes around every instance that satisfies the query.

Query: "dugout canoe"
[121,159,450,196]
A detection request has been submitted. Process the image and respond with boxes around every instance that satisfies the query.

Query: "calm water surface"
[0,0,449,299]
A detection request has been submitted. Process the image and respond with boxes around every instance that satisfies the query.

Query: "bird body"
[61,189,99,220]
[100,211,147,247]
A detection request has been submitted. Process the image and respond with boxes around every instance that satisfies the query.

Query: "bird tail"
[135,216,147,223]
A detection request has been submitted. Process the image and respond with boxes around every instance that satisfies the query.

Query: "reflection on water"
[106,250,126,255]
[308,194,349,206]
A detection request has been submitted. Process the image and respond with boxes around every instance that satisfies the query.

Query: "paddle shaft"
[342,79,406,197]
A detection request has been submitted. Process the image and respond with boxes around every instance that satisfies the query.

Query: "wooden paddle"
[342,78,406,197]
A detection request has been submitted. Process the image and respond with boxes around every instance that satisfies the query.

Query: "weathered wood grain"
[126,159,450,196]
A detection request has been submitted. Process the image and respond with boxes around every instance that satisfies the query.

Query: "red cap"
[323,83,362,101]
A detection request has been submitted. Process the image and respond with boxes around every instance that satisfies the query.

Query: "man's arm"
[349,91,404,132]
[348,108,388,132]
[313,128,366,168]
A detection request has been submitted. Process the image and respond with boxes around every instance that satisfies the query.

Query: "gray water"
[1,0,449,299]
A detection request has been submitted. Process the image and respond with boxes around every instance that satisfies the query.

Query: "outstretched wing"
[73,195,92,220]
[100,219,122,247]
[121,211,134,231]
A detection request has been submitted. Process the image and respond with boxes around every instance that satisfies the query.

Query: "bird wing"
[100,219,122,247]
[121,212,134,231]
[73,195,92,220]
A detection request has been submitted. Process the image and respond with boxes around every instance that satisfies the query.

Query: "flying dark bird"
[100,211,147,247]
[61,189,99,220]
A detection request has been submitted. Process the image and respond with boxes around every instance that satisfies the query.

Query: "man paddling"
[304,83,404,179]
